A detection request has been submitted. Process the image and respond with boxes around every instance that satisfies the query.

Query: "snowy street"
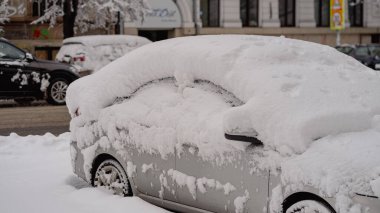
[0,133,168,213]
[0,104,70,136]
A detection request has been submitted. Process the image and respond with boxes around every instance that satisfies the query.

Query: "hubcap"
[51,81,68,103]
[94,163,127,196]
[286,200,332,213]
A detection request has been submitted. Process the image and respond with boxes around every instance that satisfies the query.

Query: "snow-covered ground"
[0,133,168,213]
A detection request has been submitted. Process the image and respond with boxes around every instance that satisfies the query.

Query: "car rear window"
[56,43,86,61]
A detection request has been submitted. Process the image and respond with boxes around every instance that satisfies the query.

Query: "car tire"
[93,159,132,196]
[285,200,335,213]
[46,78,69,105]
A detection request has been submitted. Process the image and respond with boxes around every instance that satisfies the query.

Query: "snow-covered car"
[0,38,79,105]
[56,35,151,76]
[67,35,380,213]
[336,44,380,70]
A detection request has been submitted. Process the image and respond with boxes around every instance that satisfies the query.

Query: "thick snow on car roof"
[62,35,151,46]
[66,35,380,154]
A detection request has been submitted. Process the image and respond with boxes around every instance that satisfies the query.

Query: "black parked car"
[336,44,380,70]
[0,38,80,105]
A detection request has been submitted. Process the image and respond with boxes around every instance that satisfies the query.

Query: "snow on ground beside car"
[0,133,168,213]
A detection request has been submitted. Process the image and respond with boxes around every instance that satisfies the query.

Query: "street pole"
[336,30,341,46]
[193,0,200,35]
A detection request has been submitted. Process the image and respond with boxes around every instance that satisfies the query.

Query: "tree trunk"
[63,0,78,39]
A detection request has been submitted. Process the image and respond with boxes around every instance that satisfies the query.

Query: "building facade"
[2,0,380,57]
[125,0,380,45]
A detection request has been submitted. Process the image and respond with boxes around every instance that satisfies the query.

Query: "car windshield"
[0,41,25,60]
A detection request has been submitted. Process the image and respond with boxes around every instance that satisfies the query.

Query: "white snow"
[168,169,197,200]
[281,128,380,198]
[0,133,168,213]
[142,163,154,173]
[67,35,380,155]
[56,35,151,73]
[234,190,250,213]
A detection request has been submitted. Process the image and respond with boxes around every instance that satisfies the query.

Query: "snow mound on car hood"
[66,35,380,154]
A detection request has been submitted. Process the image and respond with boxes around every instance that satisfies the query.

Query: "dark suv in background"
[336,44,380,70]
[0,38,79,105]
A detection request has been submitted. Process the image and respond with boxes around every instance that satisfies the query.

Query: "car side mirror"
[223,107,262,145]
[25,52,34,62]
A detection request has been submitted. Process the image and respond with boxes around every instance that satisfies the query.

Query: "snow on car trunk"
[66,35,380,155]
[0,133,168,213]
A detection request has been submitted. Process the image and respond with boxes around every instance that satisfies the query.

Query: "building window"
[349,0,363,27]
[200,0,220,27]
[315,0,329,27]
[279,0,295,27]
[33,0,46,17]
[240,0,259,27]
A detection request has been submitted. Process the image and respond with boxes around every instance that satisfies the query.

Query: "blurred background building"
[2,0,380,59]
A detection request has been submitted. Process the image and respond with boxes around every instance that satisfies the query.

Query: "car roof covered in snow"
[62,35,151,46]
[67,35,380,154]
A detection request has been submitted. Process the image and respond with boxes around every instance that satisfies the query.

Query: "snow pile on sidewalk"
[0,133,168,213]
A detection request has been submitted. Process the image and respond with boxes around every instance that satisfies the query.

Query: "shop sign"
[330,0,345,30]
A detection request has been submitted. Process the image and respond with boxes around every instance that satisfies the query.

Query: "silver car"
[69,35,380,213]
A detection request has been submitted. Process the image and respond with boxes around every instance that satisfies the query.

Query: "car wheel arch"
[48,70,79,82]
[90,153,136,195]
[282,191,336,213]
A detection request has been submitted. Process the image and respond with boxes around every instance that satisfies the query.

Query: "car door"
[0,40,43,97]
[0,40,27,95]
[120,78,179,202]
[174,81,270,213]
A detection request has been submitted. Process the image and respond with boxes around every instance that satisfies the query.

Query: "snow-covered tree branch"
[31,0,150,38]
[0,0,12,24]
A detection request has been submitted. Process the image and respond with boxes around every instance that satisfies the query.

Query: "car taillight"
[73,55,85,62]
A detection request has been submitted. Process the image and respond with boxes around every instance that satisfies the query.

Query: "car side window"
[193,79,244,107]
[113,77,177,104]
[355,47,369,57]
[0,41,25,60]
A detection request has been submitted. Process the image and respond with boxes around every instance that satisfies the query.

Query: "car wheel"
[14,98,34,106]
[285,200,335,213]
[46,78,69,105]
[93,159,132,196]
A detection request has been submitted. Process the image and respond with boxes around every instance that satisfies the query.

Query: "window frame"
[315,0,330,27]
[240,0,259,27]
[348,0,363,27]
[279,0,296,27]
[200,0,220,27]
